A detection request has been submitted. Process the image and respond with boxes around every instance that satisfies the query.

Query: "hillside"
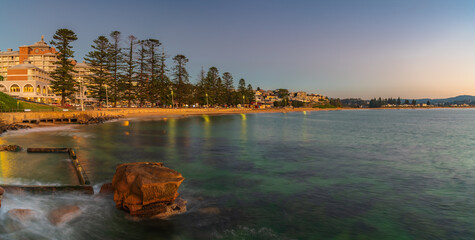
[414,95,474,105]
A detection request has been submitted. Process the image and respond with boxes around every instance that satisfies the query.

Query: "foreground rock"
[132,198,187,219]
[112,162,186,218]
[0,145,23,152]
[48,205,82,226]
[0,186,4,208]
[8,209,39,223]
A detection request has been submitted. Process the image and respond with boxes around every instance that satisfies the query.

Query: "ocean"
[0,109,474,239]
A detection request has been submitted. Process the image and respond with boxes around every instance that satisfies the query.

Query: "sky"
[1,0,474,99]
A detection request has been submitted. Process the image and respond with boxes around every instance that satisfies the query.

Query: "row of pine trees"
[48,29,255,107]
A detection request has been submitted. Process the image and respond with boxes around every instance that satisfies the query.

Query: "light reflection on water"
[0,109,474,239]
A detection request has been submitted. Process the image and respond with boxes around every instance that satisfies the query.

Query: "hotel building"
[0,36,94,104]
[0,35,58,80]
[0,63,55,103]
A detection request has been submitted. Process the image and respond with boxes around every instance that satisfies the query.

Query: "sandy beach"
[1,106,473,132]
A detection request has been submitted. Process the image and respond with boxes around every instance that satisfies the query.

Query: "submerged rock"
[48,205,82,226]
[0,145,23,152]
[199,207,221,215]
[8,209,39,223]
[112,162,186,218]
[130,198,188,219]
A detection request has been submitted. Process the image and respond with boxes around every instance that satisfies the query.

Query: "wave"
[0,178,62,186]
[2,125,78,137]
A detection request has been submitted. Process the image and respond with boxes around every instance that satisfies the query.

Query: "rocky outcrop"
[112,162,186,218]
[0,145,23,152]
[48,205,82,226]
[0,186,4,208]
[78,115,123,125]
[0,124,31,135]
[8,209,39,223]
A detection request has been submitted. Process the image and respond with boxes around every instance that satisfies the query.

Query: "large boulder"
[48,205,82,226]
[112,162,185,217]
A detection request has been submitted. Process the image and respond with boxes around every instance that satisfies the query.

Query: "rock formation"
[48,205,82,226]
[77,115,124,125]
[0,145,23,152]
[0,124,31,135]
[111,162,186,218]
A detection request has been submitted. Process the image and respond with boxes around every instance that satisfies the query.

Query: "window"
[37,85,41,93]
[10,84,20,92]
[24,84,34,93]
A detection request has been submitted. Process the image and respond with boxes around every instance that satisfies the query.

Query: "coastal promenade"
[0,107,319,125]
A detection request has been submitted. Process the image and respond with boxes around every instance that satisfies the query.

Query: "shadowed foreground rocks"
[110,162,186,218]
[0,124,31,135]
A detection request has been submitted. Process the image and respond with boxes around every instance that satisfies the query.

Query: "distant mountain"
[412,95,474,105]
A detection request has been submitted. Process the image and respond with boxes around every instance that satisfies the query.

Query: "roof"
[29,35,50,48]
[0,50,19,55]
[75,62,89,68]
[9,63,39,69]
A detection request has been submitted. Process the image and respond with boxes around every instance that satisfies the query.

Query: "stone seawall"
[0,108,257,124]
[0,111,123,124]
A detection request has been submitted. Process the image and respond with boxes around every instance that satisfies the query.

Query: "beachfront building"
[0,63,57,103]
[0,36,58,80]
[0,36,96,105]
[72,61,95,105]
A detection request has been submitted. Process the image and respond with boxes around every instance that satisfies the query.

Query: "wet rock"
[0,124,31,135]
[0,145,23,152]
[78,115,123,125]
[8,209,39,223]
[48,205,82,226]
[112,162,185,218]
[99,182,114,194]
[0,186,4,208]
[128,198,187,219]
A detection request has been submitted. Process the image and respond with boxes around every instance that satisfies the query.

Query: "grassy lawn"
[0,92,62,112]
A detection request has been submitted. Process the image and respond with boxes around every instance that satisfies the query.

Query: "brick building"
[0,36,58,80]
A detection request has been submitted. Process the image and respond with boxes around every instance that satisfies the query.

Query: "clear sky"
[1,0,474,99]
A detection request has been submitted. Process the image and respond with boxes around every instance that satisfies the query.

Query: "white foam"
[2,125,78,137]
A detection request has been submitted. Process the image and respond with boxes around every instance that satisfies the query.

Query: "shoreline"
[1,106,474,134]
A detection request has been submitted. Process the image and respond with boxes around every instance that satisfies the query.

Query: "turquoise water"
[0,109,474,239]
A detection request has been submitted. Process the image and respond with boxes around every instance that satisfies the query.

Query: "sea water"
[0,109,474,239]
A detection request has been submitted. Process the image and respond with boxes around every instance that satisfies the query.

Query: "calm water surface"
[0,109,474,239]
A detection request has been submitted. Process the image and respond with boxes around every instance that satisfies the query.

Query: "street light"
[80,80,84,111]
[105,85,109,108]
[171,88,174,108]
[205,93,209,108]
[242,95,245,107]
